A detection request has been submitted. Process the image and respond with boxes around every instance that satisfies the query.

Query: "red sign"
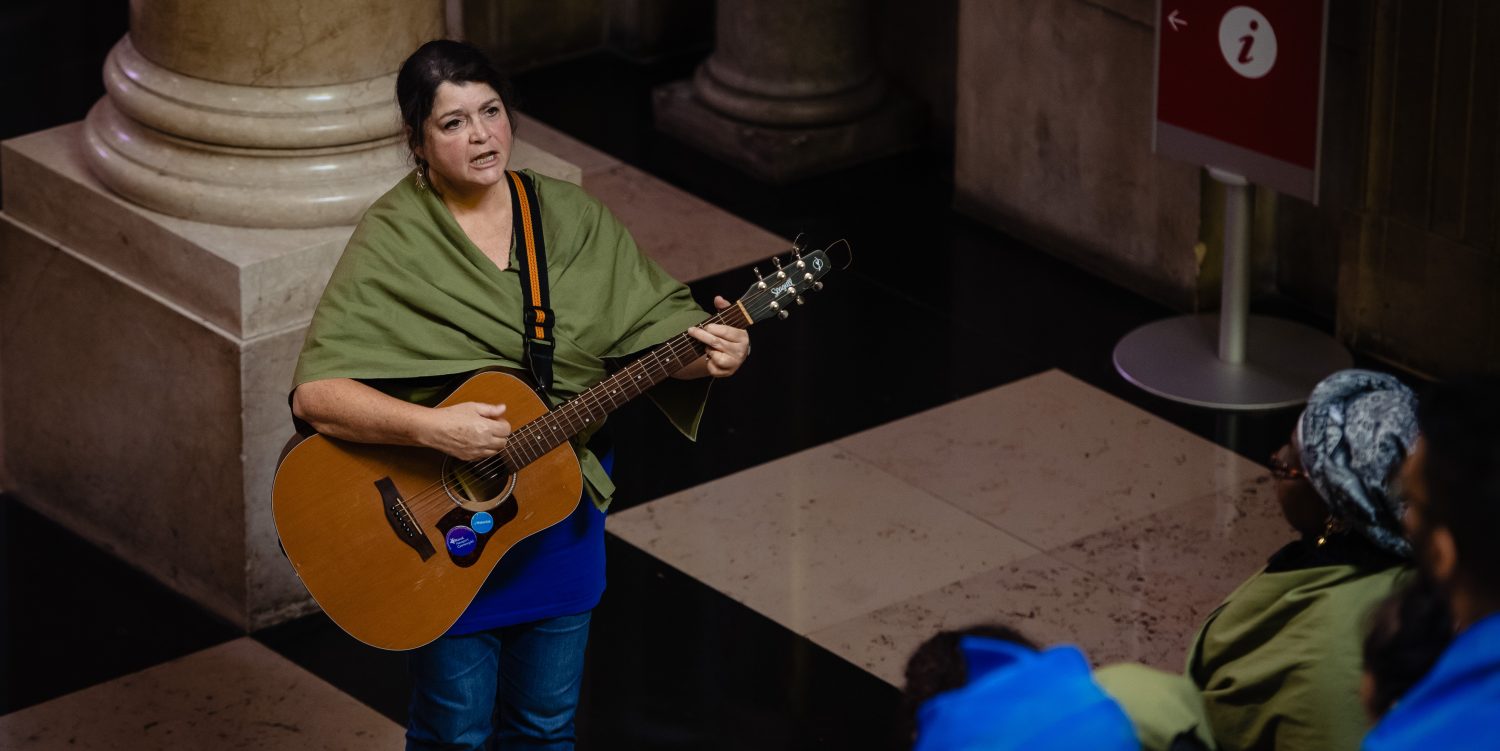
[1155,1,1328,202]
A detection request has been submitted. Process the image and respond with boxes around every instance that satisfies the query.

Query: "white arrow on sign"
[1168,9,1187,31]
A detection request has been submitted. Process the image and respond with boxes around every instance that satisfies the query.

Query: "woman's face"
[1272,440,1328,538]
[417,81,512,195]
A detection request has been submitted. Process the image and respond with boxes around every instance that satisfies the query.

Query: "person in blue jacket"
[1364,376,1500,750]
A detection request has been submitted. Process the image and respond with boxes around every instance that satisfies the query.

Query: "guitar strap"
[506,170,555,395]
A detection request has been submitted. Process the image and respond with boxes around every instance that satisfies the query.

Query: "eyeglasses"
[1269,452,1305,481]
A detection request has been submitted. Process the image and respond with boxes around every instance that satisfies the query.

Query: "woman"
[1185,369,1418,750]
[1091,369,1420,751]
[290,40,749,750]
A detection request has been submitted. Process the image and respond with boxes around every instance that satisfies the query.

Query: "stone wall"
[1336,0,1500,377]
[464,0,606,70]
[874,0,959,150]
[607,0,714,62]
[954,0,1203,309]
[465,0,713,71]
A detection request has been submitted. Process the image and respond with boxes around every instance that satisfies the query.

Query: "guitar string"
[401,330,708,516]
[450,271,805,487]
[388,304,747,522]
[396,325,714,519]
[374,258,819,527]
[475,263,806,478]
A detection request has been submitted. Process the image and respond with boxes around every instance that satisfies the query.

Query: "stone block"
[2,124,583,341]
[0,121,582,629]
[0,217,249,622]
[954,0,1201,308]
[2,124,352,339]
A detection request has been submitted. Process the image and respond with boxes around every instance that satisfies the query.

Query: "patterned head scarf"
[914,638,1137,750]
[1296,369,1420,557]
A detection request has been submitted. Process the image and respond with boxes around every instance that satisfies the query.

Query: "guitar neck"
[496,304,750,470]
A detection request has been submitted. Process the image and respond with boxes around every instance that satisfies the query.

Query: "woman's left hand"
[686,296,751,377]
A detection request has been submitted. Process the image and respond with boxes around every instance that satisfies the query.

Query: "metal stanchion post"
[1216,169,1250,364]
[1111,169,1352,411]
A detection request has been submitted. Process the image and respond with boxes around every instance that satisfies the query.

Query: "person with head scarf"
[1088,369,1421,751]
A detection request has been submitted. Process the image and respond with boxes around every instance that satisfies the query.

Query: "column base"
[652,80,925,184]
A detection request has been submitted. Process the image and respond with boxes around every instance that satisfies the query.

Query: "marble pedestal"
[653,80,925,184]
[0,123,579,630]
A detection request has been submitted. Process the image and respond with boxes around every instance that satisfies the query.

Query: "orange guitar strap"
[506,170,555,394]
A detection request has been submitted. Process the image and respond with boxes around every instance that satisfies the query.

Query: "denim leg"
[407,631,503,751]
[494,611,592,750]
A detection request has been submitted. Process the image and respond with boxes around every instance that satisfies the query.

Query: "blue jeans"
[406,611,592,750]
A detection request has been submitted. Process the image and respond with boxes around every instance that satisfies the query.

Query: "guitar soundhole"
[440,457,518,512]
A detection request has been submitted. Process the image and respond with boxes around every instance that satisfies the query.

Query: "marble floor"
[608,370,1289,688]
[2,50,1408,750]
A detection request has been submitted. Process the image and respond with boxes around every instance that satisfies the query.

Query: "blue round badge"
[445,526,478,555]
[470,511,495,534]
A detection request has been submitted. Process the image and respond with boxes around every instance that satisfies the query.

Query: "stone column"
[654,0,923,183]
[84,0,443,228]
[0,1,580,631]
[952,0,1202,309]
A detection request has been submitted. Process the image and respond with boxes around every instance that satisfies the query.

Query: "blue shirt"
[1364,611,1500,750]
[447,451,612,633]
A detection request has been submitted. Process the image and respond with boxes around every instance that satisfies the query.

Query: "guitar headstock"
[737,242,834,324]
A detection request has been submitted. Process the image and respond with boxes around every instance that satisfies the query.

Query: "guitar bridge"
[374,477,436,561]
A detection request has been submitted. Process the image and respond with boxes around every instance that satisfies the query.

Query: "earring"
[415,162,429,191]
[1316,516,1346,547]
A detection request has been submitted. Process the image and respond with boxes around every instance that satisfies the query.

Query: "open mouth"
[470,151,500,167]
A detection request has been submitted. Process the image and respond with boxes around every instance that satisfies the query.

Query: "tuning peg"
[753,266,763,280]
[753,266,767,289]
[771,257,782,270]
[777,310,789,320]
[794,295,805,306]
[813,281,824,291]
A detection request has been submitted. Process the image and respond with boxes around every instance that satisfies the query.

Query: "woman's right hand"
[420,402,511,460]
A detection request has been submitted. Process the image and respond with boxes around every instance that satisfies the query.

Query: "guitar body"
[272,371,582,651]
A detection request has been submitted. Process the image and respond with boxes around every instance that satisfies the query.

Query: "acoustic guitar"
[273,246,833,650]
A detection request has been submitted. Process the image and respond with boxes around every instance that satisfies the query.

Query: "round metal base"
[1113,315,1353,411]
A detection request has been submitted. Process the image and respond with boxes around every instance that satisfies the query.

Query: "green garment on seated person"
[1094,663,1216,750]
[1187,554,1409,751]
[1098,542,1408,751]
[293,168,712,509]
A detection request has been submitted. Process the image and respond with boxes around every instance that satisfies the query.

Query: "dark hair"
[901,624,1037,741]
[1362,575,1452,717]
[1417,376,1500,600]
[395,40,516,171]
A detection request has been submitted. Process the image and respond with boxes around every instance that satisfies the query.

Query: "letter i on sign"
[1218,6,1278,79]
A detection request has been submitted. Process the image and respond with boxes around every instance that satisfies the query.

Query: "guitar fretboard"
[488,305,749,472]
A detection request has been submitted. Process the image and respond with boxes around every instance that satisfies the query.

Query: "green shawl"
[293,169,711,508]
